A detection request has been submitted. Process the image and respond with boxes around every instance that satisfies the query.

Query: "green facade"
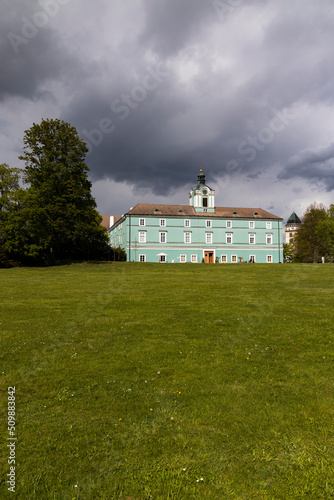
[109,172,283,263]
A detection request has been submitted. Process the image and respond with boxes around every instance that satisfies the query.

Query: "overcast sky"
[1,0,334,221]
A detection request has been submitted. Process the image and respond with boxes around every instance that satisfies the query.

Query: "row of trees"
[284,203,334,263]
[0,119,115,267]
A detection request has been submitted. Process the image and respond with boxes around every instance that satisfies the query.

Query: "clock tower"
[189,169,215,213]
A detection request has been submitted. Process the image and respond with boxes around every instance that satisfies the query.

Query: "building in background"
[285,211,302,244]
[108,170,283,263]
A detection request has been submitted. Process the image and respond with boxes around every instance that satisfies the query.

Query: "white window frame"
[249,233,255,244]
[184,232,191,244]
[206,220,212,228]
[139,231,146,243]
[226,233,233,244]
[249,255,256,263]
[206,232,213,244]
[221,255,227,263]
[249,221,255,229]
[226,220,232,228]
[266,233,273,245]
[139,254,146,262]
[184,219,191,227]
[160,219,166,227]
[180,254,187,263]
[231,255,237,263]
[159,255,166,263]
[266,221,272,229]
[191,254,197,263]
[139,218,145,226]
[160,231,167,243]
[267,255,273,263]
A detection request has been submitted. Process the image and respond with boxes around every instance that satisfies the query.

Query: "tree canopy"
[294,203,334,263]
[1,119,111,265]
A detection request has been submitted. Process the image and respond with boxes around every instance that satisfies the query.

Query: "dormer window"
[203,197,208,208]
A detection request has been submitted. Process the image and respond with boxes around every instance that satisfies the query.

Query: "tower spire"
[197,169,205,185]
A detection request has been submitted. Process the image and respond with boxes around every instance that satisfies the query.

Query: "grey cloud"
[0,0,88,101]
[1,0,334,216]
[279,143,334,191]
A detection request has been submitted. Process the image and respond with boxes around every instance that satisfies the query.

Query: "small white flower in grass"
[171,417,174,420]
[183,468,186,471]
[74,485,78,488]
[157,371,160,374]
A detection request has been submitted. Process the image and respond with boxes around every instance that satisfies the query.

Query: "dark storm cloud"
[2,0,334,207]
[279,143,334,191]
[0,0,87,101]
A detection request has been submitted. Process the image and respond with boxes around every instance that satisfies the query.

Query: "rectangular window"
[226,220,232,228]
[226,233,233,244]
[139,218,145,226]
[266,233,273,244]
[180,254,187,263]
[203,197,208,208]
[191,254,197,263]
[184,232,191,244]
[267,255,273,263]
[249,233,255,244]
[206,232,213,244]
[160,232,167,243]
[231,255,237,263]
[221,255,227,263]
[206,220,212,228]
[160,219,166,227]
[159,255,166,262]
[139,231,146,243]
[266,221,272,229]
[249,255,256,263]
[139,254,146,262]
[203,208,208,213]
[185,219,190,227]
[249,221,255,229]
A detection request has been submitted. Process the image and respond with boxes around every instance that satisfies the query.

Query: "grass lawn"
[1,262,334,499]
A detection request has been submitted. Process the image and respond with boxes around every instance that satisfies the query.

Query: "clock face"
[202,189,207,195]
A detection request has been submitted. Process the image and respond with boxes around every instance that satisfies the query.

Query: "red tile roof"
[127,204,282,219]
[101,215,122,229]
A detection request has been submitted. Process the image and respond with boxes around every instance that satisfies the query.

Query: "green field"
[1,263,334,499]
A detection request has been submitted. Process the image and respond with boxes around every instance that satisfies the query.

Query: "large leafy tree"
[0,163,24,266]
[18,118,109,263]
[317,205,334,261]
[294,203,329,262]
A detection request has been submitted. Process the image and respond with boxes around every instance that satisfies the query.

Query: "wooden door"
[204,251,214,263]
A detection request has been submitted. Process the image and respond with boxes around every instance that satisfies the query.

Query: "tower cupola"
[189,169,215,213]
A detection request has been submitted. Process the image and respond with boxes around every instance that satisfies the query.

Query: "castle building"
[108,170,283,263]
[285,211,302,244]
